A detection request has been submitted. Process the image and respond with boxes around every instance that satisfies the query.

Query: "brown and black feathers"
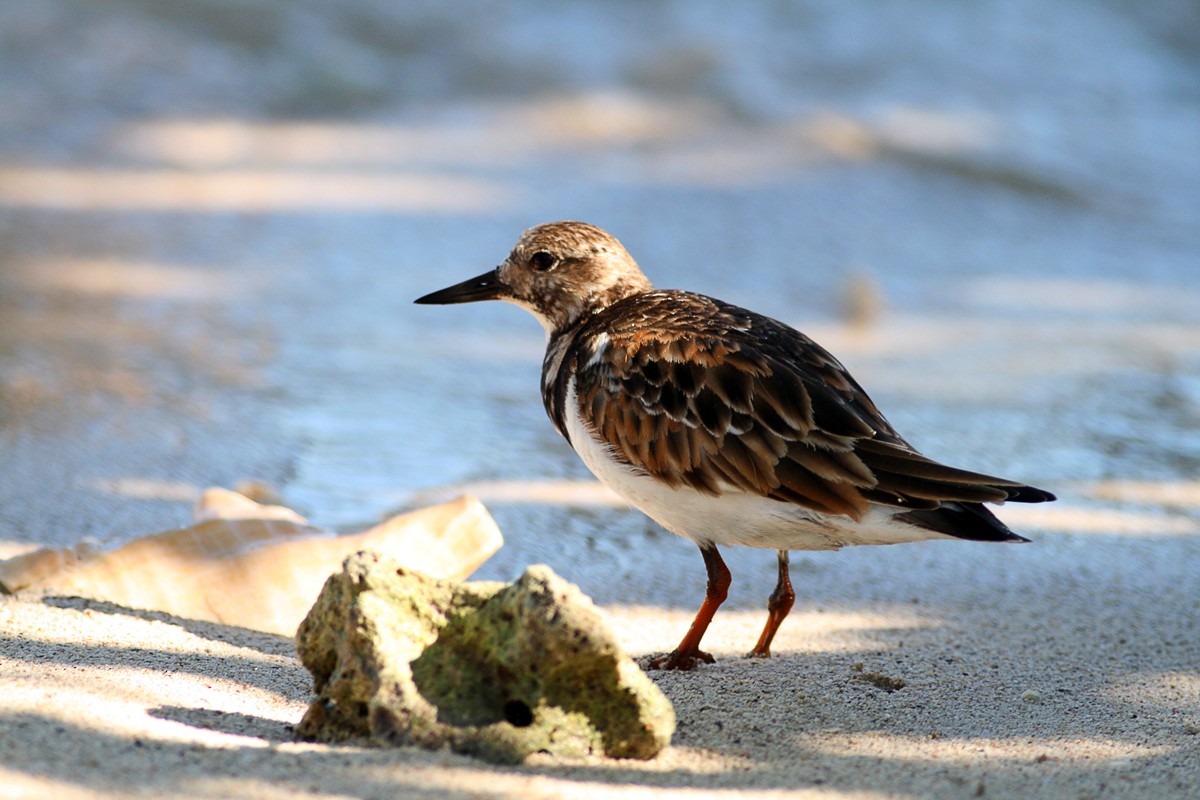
[548,290,1054,540]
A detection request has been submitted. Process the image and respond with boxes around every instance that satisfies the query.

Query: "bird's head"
[414,221,653,335]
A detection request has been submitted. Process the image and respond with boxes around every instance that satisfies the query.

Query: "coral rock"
[295,551,674,763]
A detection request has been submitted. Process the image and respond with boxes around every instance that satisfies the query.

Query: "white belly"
[562,379,952,551]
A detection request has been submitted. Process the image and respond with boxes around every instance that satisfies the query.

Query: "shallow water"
[0,1,1197,596]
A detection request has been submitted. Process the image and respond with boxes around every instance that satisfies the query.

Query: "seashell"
[193,486,308,524]
[0,494,503,635]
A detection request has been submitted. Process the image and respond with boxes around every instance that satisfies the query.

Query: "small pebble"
[1021,690,1041,704]
[842,272,884,328]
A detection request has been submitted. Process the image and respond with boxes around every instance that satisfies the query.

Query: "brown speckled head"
[415,221,653,335]
[498,221,654,334]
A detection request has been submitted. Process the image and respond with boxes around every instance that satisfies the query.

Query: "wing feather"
[565,291,1053,521]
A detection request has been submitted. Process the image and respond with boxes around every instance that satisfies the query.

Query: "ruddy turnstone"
[415,221,1055,670]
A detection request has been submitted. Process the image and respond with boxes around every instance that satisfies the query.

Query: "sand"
[2,1,1198,797]
[3,513,1198,800]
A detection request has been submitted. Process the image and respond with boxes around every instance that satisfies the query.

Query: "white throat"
[502,296,556,340]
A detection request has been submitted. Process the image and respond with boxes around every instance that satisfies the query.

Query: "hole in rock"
[503,700,534,727]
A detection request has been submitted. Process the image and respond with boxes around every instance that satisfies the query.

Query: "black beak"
[414,268,508,305]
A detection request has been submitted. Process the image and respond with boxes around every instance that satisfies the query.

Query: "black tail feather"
[897,502,1031,543]
[1007,485,1057,503]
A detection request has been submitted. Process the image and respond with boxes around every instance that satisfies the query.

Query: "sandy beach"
[3,500,1198,799]
[2,0,1198,797]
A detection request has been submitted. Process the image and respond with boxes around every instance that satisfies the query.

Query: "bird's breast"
[561,377,840,550]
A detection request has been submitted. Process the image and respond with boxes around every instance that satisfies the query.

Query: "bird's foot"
[746,646,773,659]
[645,648,715,671]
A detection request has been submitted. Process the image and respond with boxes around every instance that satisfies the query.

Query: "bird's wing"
[572,294,1052,521]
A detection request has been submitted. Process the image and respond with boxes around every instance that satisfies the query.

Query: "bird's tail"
[897,501,1032,543]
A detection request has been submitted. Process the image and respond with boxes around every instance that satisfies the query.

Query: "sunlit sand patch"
[269,736,758,786]
[118,119,429,167]
[408,479,628,509]
[873,107,997,155]
[999,504,1199,537]
[603,606,932,658]
[1103,671,1200,711]
[805,107,1092,203]
[799,105,1092,202]
[801,732,1174,766]
[346,761,879,800]
[965,277,1200,317]
[106,99,1021,193]
[16,259,249,301]
[498,92,718,147]
[0,660,298,728]
[802,108,995,161]
[0,771,99,800]
[111,96,719,169]
[796,315,1200,400]
[522,748,750,777]
[1081,480,1200,510]
[635,138,825,187]
[89,477,201,502]
[0,658,301,749]
[0,167,507,212]
[409,481,1199,539]
[799,317,991,359]
[3,629,287,670]
[800,113,881,160]
[151,779,301,800]
[804,285,1194,421]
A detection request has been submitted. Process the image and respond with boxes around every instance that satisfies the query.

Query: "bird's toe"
[644,648,715,671]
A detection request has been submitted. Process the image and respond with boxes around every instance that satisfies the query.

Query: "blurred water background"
[1,0,1198,605]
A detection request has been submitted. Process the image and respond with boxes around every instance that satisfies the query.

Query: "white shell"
[0,493,503,635]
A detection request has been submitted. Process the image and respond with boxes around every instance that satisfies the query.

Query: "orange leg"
[748,549,795,658]
[648,544,731,670]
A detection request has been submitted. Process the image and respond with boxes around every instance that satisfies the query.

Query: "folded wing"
[571,293,1054,528]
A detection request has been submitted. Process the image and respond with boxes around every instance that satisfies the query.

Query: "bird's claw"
[645,649,715,671]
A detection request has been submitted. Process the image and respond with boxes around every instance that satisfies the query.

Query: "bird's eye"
[529,251,558,272]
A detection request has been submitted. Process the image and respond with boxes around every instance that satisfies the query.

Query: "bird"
[415,221,1055,670]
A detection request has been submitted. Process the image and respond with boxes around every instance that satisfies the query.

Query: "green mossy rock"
[294,551,674,763]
